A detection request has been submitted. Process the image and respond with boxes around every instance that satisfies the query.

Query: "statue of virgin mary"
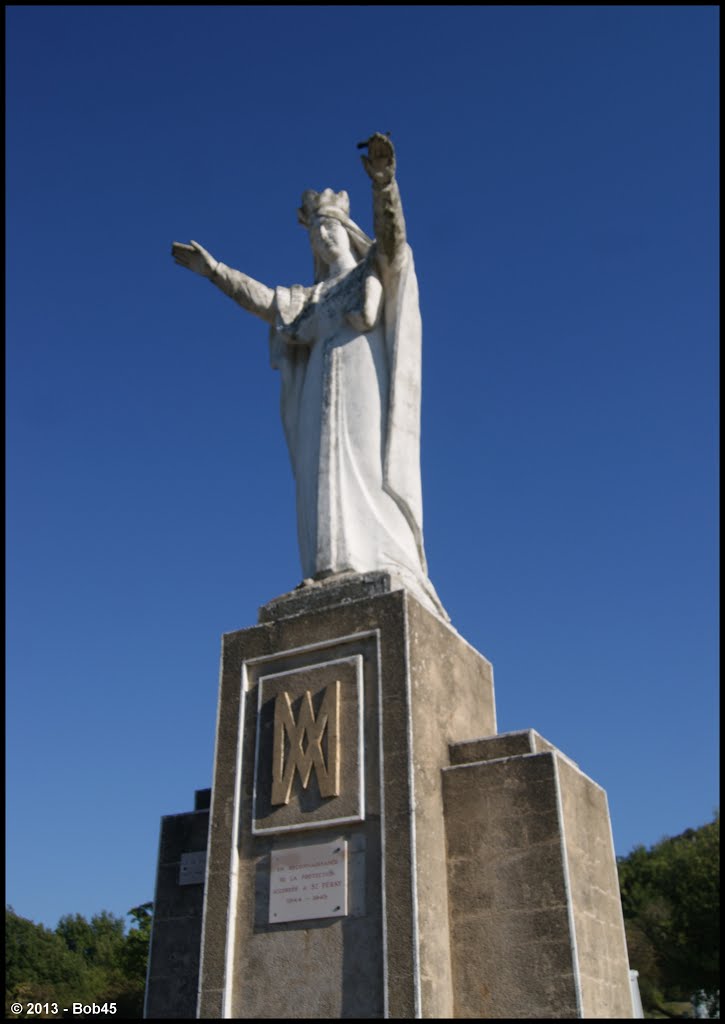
[172,134,445,619]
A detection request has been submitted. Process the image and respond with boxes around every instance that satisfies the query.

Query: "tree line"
[5,903,151,1019]
[618,812,719,1017]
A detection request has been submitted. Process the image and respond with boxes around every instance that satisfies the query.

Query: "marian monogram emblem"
[271,682,341,805]
[252,653,364,834]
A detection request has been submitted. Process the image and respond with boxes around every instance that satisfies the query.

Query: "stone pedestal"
[146,574,634,1018]
[198,574,496,1019]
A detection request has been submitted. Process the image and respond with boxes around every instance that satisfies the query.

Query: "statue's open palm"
[360,133,396,187]
[172,240,216,278]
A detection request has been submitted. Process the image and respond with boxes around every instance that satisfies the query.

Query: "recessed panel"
[252,655,364,834]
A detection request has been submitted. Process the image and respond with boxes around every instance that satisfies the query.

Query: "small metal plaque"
[179,850,206,885]
[269,839,347,923]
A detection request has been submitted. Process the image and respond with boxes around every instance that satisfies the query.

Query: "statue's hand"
[171,240,217,278]
[360,132,396,187]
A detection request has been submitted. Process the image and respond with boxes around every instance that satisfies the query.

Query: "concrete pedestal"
[146,574,634,1018]
[198,574,496,1019]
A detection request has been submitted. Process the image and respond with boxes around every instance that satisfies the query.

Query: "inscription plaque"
[179,850,206,886]
[269,839,347,924]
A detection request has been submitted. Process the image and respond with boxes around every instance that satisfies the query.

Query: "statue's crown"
[298,188,350,227]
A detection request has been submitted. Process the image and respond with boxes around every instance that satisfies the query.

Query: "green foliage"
[618,812,720,1017]
[56,911,125,968]
[5,903,152,1019]
[6,908,88,1013]
[120,903,153,992]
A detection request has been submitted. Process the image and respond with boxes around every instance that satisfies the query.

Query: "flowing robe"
[269,244,444,617]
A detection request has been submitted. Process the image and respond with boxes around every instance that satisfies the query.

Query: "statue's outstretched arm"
[360,133,406,266]
[172,240,276,324]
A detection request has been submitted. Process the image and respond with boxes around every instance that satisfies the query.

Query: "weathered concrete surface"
[197,576,495,1019]
[145,789,210,1019]
[557,757,634,1018]
[406,595,497,1016]
[442,732,633,1019]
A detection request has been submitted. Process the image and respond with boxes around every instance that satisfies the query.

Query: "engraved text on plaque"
[269,839,347,924]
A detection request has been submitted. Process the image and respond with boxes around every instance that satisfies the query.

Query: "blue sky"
[6,6,718,931]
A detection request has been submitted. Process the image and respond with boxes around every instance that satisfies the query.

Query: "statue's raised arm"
[171,239,276,324]
[359,132,406,267]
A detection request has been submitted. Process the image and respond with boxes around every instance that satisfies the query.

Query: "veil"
[297,188,374,283]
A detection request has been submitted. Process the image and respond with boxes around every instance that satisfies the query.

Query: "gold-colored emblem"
[271,682,340,806]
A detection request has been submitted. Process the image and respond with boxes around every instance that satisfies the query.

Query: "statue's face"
[310,216,351,266]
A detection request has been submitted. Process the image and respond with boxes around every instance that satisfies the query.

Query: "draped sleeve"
[269,284,312,479]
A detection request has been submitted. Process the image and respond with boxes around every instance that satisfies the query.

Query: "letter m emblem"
[271,682,340,806]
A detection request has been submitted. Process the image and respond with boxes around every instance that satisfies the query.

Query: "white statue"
[172,134,445,618]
